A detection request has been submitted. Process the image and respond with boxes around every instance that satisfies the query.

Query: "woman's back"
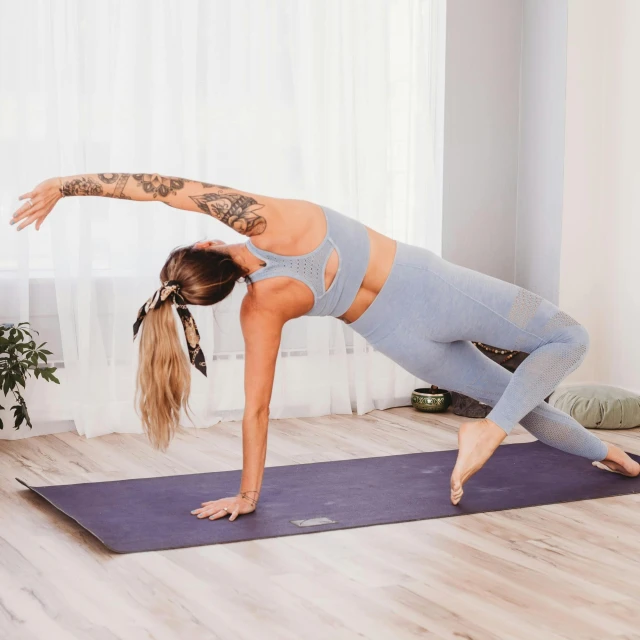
[246,198,397,324]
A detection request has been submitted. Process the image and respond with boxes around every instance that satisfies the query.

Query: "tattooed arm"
[58,173,268,236]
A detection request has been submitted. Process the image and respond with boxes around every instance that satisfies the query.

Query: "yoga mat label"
[290,517,338,527]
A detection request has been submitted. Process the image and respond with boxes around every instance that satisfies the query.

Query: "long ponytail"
[134,244,249,451]
[135,300,191,451]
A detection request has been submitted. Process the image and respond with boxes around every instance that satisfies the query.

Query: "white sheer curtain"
[0,0,445,439]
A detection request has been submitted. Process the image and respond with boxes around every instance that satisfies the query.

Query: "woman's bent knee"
[542,317,590,351]
[560,323,590,357]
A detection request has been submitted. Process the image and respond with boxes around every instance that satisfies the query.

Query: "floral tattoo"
[189,191,267,236]
[60,177,104,197]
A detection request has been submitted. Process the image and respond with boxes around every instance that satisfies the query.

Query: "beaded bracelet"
[239,490,260,507]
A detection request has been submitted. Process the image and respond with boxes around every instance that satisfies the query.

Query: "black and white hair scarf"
[132,280,207,376]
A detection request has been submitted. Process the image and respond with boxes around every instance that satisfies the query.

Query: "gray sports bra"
[244,205,370,317]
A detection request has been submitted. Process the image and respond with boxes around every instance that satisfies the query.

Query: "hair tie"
[132,280,207,376]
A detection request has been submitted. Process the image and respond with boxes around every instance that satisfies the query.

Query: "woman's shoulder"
[241,276,313,324]
[246,198,326,253]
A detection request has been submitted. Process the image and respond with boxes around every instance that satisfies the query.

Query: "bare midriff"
[337,227,397,325]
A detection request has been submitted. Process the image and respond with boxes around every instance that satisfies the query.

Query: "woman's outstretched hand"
[10,177,64,231]
[191,494,257,522]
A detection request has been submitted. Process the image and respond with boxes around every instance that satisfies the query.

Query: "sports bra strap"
[244,205,370,318]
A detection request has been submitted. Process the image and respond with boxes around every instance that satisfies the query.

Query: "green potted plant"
[0,322,59,430]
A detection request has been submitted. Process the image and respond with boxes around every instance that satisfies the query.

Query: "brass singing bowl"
[411,385,452,413]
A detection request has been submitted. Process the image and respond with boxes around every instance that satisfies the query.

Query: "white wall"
[515,0,567,305]
[442,0,523,282]
[445,0,639,394]
[560,0,640,392]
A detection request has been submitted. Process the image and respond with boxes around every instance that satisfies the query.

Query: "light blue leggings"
[348,241,609,462]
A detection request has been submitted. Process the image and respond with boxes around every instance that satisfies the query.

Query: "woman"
[11,174,639,520]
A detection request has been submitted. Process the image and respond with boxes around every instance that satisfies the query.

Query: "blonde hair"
[134,244,249,451]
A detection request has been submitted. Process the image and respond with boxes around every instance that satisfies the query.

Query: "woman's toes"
[450,472,463,505]
[592,457,640,477]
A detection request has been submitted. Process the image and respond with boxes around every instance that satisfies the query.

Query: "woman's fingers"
[191,496,250,521]
[11,200,38,222]
[15,208,49,231]
[35,214,49,231]
[12,179,62,230]
[12,197,57,230]
[15,212,40,231]
[197,505,228,520]
[192,502,219,512]
[191,503,228,518]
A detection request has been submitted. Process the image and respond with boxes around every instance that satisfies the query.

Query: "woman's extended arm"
[190,294,286,522]
[11,173,270,236]
[61,173,269,235]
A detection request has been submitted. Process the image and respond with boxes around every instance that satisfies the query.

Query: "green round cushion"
[548,384,640,429]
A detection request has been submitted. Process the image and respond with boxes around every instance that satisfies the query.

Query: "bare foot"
[450,418,508,505]
[592,443,640,477]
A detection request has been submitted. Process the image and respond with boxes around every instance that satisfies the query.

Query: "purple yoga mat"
[16,441,640,554]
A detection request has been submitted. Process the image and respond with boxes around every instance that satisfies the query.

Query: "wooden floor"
[2,407,640,640]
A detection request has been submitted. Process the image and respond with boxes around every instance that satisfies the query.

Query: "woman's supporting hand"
[191,493,257,522]
[10,177,64,231]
